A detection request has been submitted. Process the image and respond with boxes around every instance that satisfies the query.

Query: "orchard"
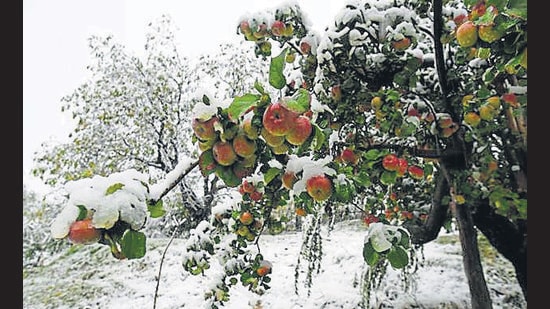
[46,0,526,308]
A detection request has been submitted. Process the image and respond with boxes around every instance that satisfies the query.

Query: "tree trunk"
[452,201,493,309]
[472,199,527,300]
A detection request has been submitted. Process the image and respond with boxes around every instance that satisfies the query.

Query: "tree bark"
[452,201,493,309]
[472,199,527,300]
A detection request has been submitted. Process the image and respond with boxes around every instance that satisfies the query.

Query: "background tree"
[32,16,270,235]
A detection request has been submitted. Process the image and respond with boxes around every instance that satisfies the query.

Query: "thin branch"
[153,227,179,309]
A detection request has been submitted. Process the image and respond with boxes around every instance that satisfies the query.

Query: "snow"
[24,219,526,309]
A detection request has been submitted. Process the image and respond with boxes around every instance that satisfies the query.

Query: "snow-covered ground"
[23,220,526,309]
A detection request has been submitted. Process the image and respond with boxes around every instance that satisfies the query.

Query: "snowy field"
[23,220,526,309]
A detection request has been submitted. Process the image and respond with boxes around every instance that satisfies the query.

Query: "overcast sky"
[23,0,347,192]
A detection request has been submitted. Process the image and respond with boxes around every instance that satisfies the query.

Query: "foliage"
[46,0,527,308]
[23,186,69,268]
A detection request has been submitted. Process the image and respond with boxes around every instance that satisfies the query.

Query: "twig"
[153,227,179,309]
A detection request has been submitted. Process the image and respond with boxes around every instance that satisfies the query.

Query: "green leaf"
[312,124,326,151]
[399,228,410,249]
[284,88,311,113]
[506,0,527,19]
[334,181,352,202]
[254,80,266,95]
[380,171,397,186]
[264,167,281,185]
[387,245,409,269]
[147,199,166,218]
[120,230,146,260]
[354,171,371,187]
[365,149,381,161]
[76,205,88,221]
[363,241,380,266]
[105,183,125,195]
[269,48,287,89]
[227,94,261,122]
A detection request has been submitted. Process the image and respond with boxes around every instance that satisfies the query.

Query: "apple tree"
[48,0,526,308]
[33,15,270,235]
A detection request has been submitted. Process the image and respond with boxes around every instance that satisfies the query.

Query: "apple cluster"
[382,153,425,180]
[453,2,510,53]
[193,115,258,188]
[261,100,313,154]
[238,18,294,57]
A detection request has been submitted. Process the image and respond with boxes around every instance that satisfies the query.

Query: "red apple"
[240,211,254,225]
[212,141,237,166]
[262,102,296,136]
[408,165,424,180]
[339,148,359,165]
[392,37,411,51]
[249,190,263,202]
[456,21,478,48]
[256,260,272,277]
[286,115,312,146]
[271,20,285,36]
[192,116,218,141]
[239,20,251,35]
[306,175,333,202]
[232,133,257,158]
[68,218,101,245]
[300,41,311,55]
[396,158,408,177]
[382,154,399,171]
[282,171,298,190]
[241,180,255,194]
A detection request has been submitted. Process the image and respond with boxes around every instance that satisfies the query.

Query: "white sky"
[23,0,347,192]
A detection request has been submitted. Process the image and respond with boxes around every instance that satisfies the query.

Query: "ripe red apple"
[282,171,298,190]
[240,211,254,225]
[192,116,218,141]
[271,20,285,36]
[286,116,312,146]
[249,190,263,202]
[68,218,101,245]
[295,207,307,216]
[253,23,268,39]
[262,102,296,136]
[232,133,257,158]
[392,37,411,51]
[408,165,424,180]
[239,20,251,35]
[456,21,478,48]
[339,148,359,165]
[306,175,333,202]
[300,41,311,55]
[212,141,237,166]
[382,154,399,171]
[256,260,272,277]
[241,180,255,194]
[396,158,408,177]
